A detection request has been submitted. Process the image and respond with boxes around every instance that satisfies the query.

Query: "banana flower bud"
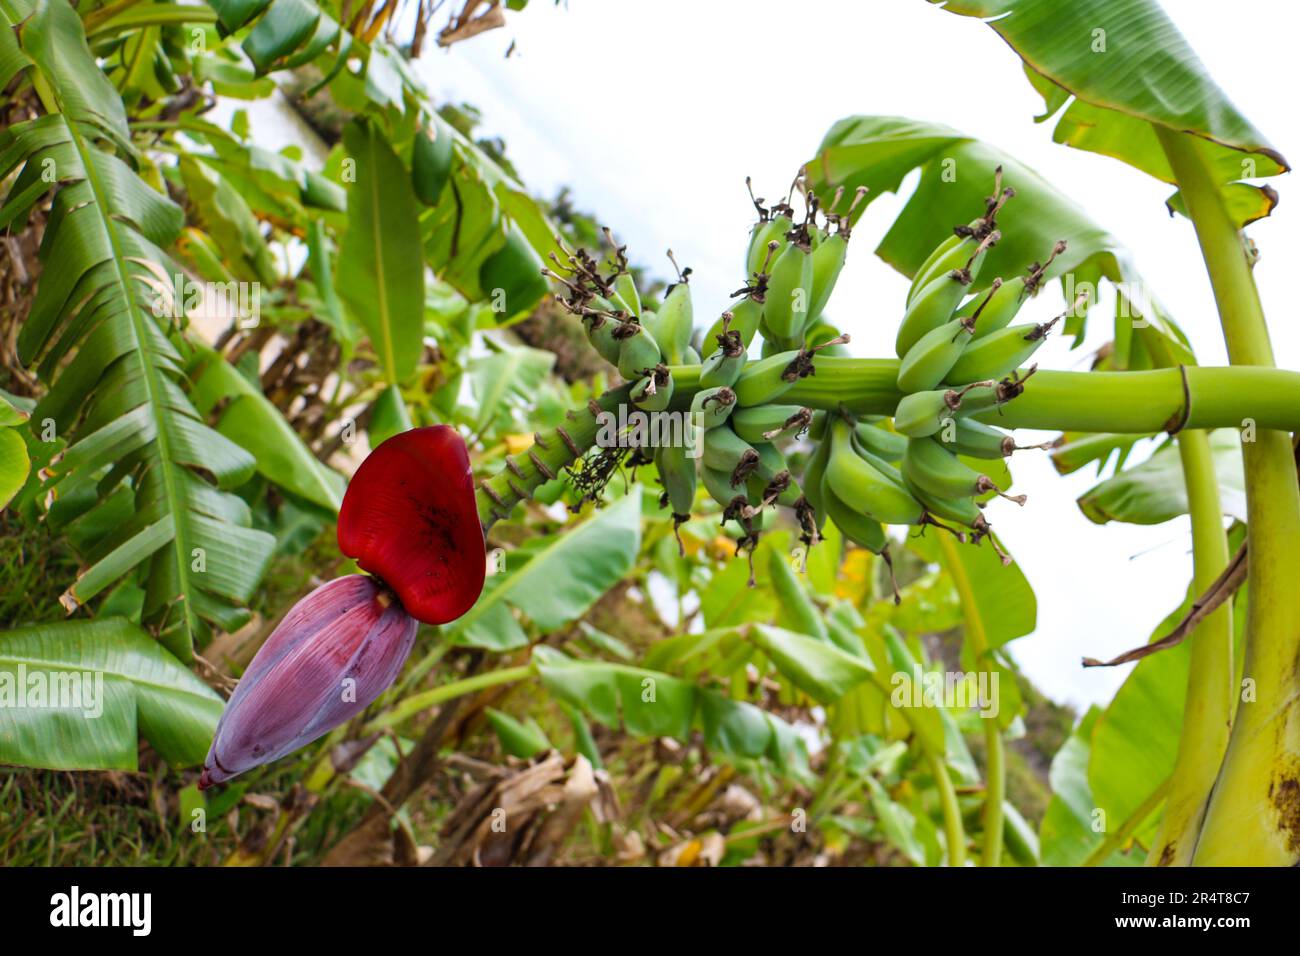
[199,575,416,788]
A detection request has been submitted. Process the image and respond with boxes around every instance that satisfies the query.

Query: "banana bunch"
[535,167,1071,587]
[545,235,697,413]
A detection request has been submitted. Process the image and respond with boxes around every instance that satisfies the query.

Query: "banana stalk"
[1155,125,1300,866]
[668,362,1300,435]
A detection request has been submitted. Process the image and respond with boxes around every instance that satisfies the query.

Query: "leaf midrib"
[365,129,399,383]
[62,111,196,641]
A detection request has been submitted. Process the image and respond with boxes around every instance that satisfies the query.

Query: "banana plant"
[930,0,1296,868]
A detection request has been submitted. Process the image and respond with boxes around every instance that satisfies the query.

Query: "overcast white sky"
[406,0,1298,709]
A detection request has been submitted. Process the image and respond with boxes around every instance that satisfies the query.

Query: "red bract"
[200,575,417,788]
[337,425,485,625]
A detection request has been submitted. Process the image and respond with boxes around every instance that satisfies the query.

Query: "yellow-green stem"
[926,750,968,867]
[1082,777,1170,867]
[1146,431,1235,865]
[937,533,1003,866]
[1156,124,1300,866]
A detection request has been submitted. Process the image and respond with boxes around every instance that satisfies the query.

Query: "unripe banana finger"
[825,419,925,526]
[731,404,813,444]
[615,322,661,380]
[630,365,674,412]
[690,385,738,429]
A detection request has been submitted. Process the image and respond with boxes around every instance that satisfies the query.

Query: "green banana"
[747,215,791,279]
[907,231,969,306]
[893,370,1032,436]
[764,229,815,340]
[732,351,801,406]
[902,436,1026,504]
[821,487,889,553]
[630,364,674,412]
[895,230,999,358]
[699,312,747,388]
[682,345,702,365]
[731,404,813,444]
[894,270,971,359]
[946,313,1060,384]
[655,442,697,515]
[806,186,866,324]
[650,255,693,364]
[934,418,1018,459]
[899,474,1010,562]
[611,271,641,317]
[800,434,832,534]
[732,335,849,407]
[749,467,802,510]
[853,421,907,462]
[615,321,661,380]
[907,170,1013,303]
[703,294,764,352]
[807,230,845,324]
[962,239,1067,339]
[893,388,966,438]
[896,315,977,393]
[655,442,697,555]
[702,425,761,486]
[701,463,752,514]
[954,366,1038,419]
[579,311,622,365]
[900,472,979,531]
[825,419,925,526]
[808,409,829,441]
[689,385,738,429]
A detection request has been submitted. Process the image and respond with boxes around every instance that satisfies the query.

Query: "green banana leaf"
[452,492,642,650]
[751,624,875,705]
[485,707,552,759]
[699,536,779,628]
[1,0,275,659]
[805,114,1189,355]
[468,343,557,435]
[338,119,425,386]
[0,395,30,510]
[1077,430,1246,525]
[1086,586,1203,850]
[533,646,812,784]
[0,618,223,770]
[187,346,346,513]
[198,0,556,314]
[1038,706,1139,866]
[930,0,1288,212]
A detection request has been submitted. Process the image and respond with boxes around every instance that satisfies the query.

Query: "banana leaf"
[338,119,425,386]
[0,618,223,770]
[807,114,1190,355]
[533,646,812,784]
[930,0,1288,220]
[1077,430,1246,525]
[451,492,642,650]
[1,0,275,658]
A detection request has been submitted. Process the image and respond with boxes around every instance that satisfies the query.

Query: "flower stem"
[476,385,631,531]
[366,664,534,732]
[1156,125,1300,866]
